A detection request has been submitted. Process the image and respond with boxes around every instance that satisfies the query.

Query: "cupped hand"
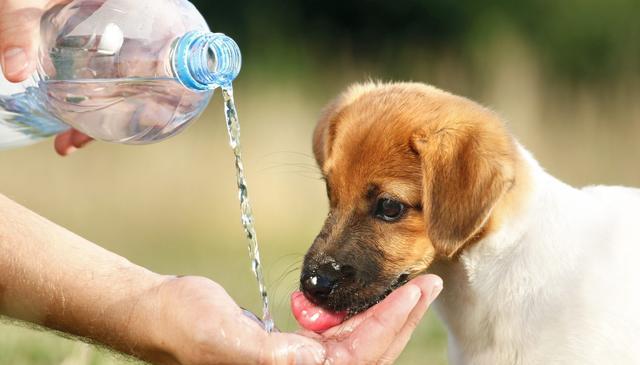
[0,0,93,156]
[298,274,443,365]
[146,274,442,365]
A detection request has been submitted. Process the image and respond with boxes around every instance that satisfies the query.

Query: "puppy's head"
[301,82,517,314]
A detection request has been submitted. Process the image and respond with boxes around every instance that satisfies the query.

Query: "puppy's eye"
[374,198,406,222]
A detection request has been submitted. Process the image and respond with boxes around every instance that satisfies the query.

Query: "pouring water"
[222,86,275,333]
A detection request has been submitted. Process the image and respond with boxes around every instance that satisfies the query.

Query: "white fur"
[432,144,640,365]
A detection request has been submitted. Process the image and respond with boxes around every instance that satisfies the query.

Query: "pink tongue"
[291,291,347,332]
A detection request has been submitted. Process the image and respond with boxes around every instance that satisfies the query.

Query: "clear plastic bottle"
[0,0,241,150]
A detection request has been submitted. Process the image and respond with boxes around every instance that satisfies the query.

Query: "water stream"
[222,86,275,333]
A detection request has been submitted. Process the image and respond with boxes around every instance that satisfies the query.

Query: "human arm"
[0,193,442,364]
[0,193,174,362]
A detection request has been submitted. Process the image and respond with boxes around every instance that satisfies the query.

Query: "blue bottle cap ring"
[174,31,241,91]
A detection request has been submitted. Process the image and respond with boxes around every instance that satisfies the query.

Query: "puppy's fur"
[303,81,640,364]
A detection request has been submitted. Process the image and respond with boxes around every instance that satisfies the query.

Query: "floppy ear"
[313,95,347,169]
[312,111,330,168]
[412,120,515,258]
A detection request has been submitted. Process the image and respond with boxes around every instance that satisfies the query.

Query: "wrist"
[141,276,216,365]
[119,272,179,364]
[139,276,256,365]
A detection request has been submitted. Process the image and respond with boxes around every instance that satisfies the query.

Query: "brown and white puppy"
[300,82,640,364]
[302,81,520,313]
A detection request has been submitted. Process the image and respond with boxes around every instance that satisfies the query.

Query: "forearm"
[0,194,169,361]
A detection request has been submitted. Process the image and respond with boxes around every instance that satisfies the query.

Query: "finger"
[54,129,77,156]
[319,275,430,339]
[332,279,423,364]
[379,274,443,363]
[318,293,394,339]
[0,0,49,82]
[70,130,93,149]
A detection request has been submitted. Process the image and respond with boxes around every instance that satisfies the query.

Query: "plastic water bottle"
[0,0,241,150]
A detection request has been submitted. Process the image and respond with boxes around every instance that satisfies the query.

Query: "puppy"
[299,82,640,364]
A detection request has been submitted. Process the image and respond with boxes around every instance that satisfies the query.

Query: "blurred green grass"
[1,32,640,364]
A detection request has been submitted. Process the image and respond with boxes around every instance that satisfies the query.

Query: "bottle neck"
[172,31,241,91]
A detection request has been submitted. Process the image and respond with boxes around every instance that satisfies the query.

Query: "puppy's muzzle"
[301,262,355,305]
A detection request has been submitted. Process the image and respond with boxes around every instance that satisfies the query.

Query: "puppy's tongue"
[291,291,347,332]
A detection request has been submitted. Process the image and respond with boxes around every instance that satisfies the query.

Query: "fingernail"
[429,280,443,303]
[61,146,77,157]
[295,346,325,365]
[2,47,29,78]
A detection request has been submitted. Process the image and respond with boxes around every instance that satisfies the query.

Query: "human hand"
[296,274,443,365]
[2,193,445,364]
[143,274,442,365]
[0,0,93,156]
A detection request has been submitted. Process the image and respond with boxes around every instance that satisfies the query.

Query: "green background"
[1,0,640,364]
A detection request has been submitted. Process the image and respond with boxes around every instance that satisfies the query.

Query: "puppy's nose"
[301,262,355,304]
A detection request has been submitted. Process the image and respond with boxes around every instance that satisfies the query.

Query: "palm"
[156,274,440,365]
[301,274,439,365]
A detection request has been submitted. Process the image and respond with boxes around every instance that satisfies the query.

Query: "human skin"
[0,0,92,155]
[0,194,442,365]
[0,1,443,363]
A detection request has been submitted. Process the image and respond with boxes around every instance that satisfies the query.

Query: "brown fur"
[304,81,527,312]
[0,282,5,311]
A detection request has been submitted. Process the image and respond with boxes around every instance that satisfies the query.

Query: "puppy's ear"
[412,119,515,258]
[313,96,345,169]
[312,111,331,168]
[313,82,383,169]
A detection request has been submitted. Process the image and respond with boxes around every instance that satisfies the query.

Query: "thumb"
[0,0,49,82]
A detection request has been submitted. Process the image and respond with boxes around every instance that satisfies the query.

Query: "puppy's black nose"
[301,262,355,304]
